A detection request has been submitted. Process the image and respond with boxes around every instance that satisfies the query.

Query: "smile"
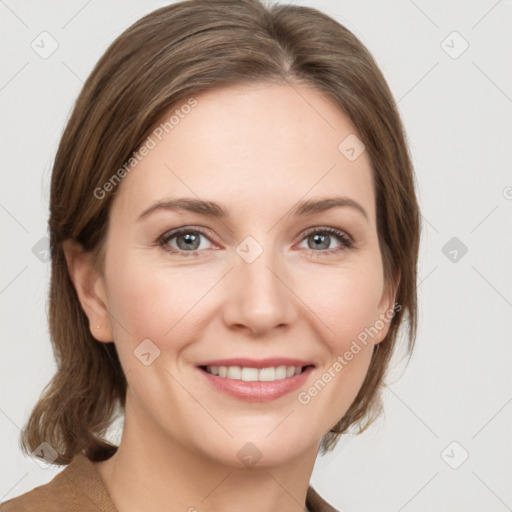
[201,364,307,381]
[197,364,315,401]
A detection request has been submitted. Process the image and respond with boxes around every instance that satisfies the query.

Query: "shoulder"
[306,485,340,512]
[0,454,117,512]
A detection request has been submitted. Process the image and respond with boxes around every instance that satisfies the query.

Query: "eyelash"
[157,226,354,257]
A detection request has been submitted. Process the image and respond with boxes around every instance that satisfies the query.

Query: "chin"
[196,429,316,469]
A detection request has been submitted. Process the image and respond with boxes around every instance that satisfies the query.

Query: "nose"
[222,247,298,337]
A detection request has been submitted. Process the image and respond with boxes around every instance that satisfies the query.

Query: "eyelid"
[296,226,354,255]
[157,226,219,253]
[157,225,354,256]
[299,225,354,245]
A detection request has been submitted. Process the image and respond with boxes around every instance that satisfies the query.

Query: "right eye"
[158,227,215,257]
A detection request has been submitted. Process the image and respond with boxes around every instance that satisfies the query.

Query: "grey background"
[1,1,511,510]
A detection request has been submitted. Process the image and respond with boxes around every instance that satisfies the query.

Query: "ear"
[374,269,401,345]
[62,239,113,343]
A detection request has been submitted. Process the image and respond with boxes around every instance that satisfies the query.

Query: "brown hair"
[20,0,420,464]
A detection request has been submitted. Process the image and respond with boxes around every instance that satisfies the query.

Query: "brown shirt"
[0,454,339,512]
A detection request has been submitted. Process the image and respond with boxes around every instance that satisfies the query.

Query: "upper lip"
[197,358,315,369]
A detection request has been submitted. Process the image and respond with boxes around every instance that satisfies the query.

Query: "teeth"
[259,367,275,381]
[241,367,259,381]
[227,366,241,379]
[205,365,305,381]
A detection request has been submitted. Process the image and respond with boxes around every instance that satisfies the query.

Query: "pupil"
[178,233,199,250]
[312,233,328,250]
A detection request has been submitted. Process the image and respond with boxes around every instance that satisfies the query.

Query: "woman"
[1,0,420,510]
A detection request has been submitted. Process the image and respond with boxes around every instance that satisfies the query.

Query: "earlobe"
[62,239,113,342]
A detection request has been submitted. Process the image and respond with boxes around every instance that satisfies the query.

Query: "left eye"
[298,228,353,253]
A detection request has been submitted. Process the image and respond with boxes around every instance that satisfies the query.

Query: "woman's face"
[94,83,394,467]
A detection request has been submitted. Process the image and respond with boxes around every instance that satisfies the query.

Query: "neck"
[94,389,319,512]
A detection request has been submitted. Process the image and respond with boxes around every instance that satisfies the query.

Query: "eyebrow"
[137,196,369,222]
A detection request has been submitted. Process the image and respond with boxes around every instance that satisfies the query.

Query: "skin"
[64,82,395,512]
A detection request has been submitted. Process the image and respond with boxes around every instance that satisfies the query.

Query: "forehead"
[111,82,375,223]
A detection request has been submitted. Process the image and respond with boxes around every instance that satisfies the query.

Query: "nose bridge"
[223,234,296,333]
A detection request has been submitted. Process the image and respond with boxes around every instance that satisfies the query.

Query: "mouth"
[198,364,313,382]
[196,360,315,401]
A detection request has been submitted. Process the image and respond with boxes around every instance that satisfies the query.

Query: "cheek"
[294,267,382,429]
[104,250,216,351]
[334,279,383,343]
[297,260,386,351]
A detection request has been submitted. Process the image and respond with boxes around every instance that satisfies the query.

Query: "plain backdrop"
[1,1,511,511]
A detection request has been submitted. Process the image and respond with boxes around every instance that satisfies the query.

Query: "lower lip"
[198,366,314,401]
